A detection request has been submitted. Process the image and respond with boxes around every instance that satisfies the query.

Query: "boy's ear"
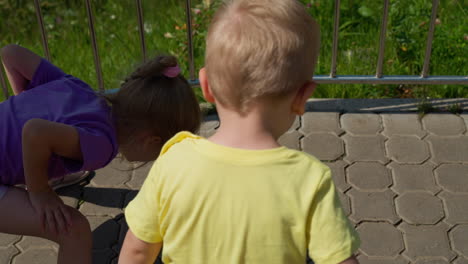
[292,81,316,115]
[199,68,216,103]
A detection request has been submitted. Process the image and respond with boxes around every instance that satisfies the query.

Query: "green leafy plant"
[417,99,436,119]
[447,103,463,115]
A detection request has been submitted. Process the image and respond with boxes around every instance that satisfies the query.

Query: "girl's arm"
[1,44,41,95]
[22,118,83,234]
[119,229,162,264]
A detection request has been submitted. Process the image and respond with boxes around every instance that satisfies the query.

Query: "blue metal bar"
[376,0,390,78]
[185,0,195,80]
[314,75,468,85]
[421,0,440,78]
[136,0,147,62]
[188,75,468,86]
[33,0,51,61]
[330,0,341,78]
[0,67,9,99]
[85,0,105,92]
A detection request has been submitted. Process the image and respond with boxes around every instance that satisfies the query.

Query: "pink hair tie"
[163,66,181,78]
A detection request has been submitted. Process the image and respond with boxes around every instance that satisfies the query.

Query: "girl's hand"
[28,187,73,235]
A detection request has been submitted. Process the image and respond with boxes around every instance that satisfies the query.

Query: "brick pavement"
[1,98,468,264]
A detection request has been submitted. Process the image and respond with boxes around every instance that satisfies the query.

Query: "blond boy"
[119,0,360,263]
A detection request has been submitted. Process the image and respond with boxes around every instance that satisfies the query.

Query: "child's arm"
[119,229,162,264]
[22,118,83,234]
[1,44,41,95]
[339,255,359,264]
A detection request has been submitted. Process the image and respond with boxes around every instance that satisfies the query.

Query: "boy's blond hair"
[205,0,320,113]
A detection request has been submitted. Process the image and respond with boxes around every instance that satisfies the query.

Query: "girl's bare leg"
[0,187,92,264]
[0,44,41,95]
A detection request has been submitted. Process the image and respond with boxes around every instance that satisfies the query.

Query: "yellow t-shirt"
[125,132,360,264]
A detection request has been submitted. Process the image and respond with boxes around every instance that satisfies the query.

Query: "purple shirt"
[0,59,118,185]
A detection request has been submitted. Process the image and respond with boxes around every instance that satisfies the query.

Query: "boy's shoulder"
[149,132,199,175]
[281,146,330,170]
[159,131,200,156]
[160,132,328,167]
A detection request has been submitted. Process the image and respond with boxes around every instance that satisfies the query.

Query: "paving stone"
[348,189,399,224]
[381,114,426,138]
[278,130,302,150]
[12,248,57,264]
[449,225,468,258]
[125,161,153,190]
[342,134,388,164]
[439,192,468,225]
[324,160,350,192]
[357,222,404,257]
[338,191,351,216]
[461,114,468,135]
[395,192,444,224]
[386,136,430,164]
[300,112,343,135]
[0,233,21,247]
[346,162,392,191]
[93,249,116,264]
[389,163,440,194]
[0,246,19,264]
[289,116,301,131]
[198,119,219,138]
[434,164,468,193]
[426,135,468,163]
[16,236,58,251]
[301,133,344,161]
[341,113,382,135]
[356,255,409,264]
[414,258,450,264]
[90,159,132,188]
[454,257,468,264]
[80,188,127,217]
[399,222,456,262]
[88,216,120,250]
[422,114,466,136]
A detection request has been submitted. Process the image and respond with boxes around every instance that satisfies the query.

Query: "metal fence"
[1,0,467,99]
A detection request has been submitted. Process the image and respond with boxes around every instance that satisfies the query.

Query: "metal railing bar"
[33,0,51,61]
[136,0,147,62]
[376,0,390,78]
[314,75,468,84]
[330,0,341,78]
[188,75,468,86]
[185,0,195,80]
[0,67,9,99]
[421,0,440,78]
[85,0,105,92]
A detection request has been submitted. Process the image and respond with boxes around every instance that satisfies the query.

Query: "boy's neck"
[208,106,287,150]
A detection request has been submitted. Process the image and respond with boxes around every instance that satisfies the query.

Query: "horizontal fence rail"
[188,76,468,86]
[1,0,467,99]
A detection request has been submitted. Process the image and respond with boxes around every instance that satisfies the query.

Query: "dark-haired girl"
[0,44,200,264]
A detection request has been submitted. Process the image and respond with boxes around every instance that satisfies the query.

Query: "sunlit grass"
[1,0,466,102]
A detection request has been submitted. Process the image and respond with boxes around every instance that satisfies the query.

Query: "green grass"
[1,0,467,102]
